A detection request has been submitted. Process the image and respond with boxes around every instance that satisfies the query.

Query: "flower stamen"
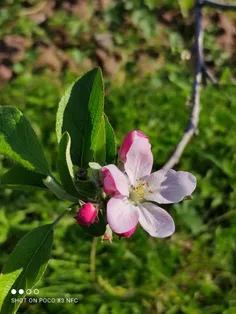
[129,180,153,204]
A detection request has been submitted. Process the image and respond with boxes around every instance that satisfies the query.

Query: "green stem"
[90,237,98,281]
[44,175,78,202]
[53,208,72,227]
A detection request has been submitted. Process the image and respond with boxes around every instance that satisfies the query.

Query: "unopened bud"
[75,202,97,226]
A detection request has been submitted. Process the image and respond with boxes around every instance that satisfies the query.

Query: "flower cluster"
[75,130,196,239]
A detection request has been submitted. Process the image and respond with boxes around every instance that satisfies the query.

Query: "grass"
[0,1,236,313]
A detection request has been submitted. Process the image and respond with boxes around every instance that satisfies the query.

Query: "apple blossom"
[101,134,196,238]
[75,202,98,226]
[119,130,149,162]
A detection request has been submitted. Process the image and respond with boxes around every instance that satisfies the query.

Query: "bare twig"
[163,0,203,169]
[200,0,236,10]
[164,0,235,169]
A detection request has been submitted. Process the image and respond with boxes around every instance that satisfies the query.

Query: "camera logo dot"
[11,289,17,295]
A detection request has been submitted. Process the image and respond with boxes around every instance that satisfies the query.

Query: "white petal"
[101,164,129,196]
[138,202,175,238]
[107,195,139,233]
[144,169,197,204]
[124,137,153,185]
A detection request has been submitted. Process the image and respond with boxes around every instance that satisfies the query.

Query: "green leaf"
[56,68,104,167]
[178,0,194,17]
[104,114,117,164]
[57,132,79,197]
[94,114,106,165]
[0,106,50,175]
[0,224,54,314]
[0,165,47,191]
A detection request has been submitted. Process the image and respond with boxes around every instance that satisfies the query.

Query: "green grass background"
[0,0,236,313]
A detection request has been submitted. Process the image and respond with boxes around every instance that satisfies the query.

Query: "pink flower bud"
[119,130,149,162]
[75,202,97,226]
[116,226,136,238]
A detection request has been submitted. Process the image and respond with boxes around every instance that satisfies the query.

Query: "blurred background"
[0,0,236,313]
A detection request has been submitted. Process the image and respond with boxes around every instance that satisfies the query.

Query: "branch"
[163,1,203,169]
[200,0,236,10]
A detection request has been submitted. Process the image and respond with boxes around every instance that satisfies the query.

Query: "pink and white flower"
[101,132,196,238]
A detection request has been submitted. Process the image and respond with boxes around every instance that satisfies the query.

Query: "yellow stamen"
[129,179,153,204]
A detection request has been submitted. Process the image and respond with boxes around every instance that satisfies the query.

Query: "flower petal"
[124,137,153,185]
[144,169,197,204]
[119,130,149,162]
[101,164,129,196]
[115,226,136,238]
[107,195,139,233]
[138,202,175,238]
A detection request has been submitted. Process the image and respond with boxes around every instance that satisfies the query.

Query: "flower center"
[129,179,153,204]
